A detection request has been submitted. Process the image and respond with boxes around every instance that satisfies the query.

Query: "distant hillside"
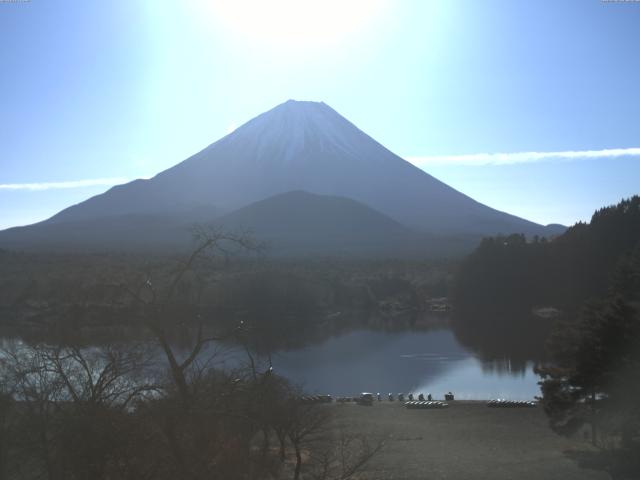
[541,223,567,237]
[0,100,558,256]
[215,190,426,256]
[0,214,196,253]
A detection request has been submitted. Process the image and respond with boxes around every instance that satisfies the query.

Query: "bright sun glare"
[200,0,389,50]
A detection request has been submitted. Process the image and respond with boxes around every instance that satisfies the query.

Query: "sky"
[1,0,639,229]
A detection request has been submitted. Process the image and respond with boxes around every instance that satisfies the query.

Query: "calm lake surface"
[1,327,541,401]
[216,328,541,400]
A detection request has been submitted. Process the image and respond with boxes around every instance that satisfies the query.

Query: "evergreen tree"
[537,297,639,444]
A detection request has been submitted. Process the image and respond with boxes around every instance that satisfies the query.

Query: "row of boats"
[323,392,448,405]
[487,399,537,408]
[404,401,449,409]
[300,395,537,408]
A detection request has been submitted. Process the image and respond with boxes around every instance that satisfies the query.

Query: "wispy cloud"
[407,147,640,167]
[3,146,639,191]
[0,177,130,191]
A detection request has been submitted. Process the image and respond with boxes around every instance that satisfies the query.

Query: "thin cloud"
[408,147,640,166]
[3,146,638,191]
[0,177,130,191]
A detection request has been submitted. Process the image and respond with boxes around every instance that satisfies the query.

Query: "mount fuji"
[0,100,561,256]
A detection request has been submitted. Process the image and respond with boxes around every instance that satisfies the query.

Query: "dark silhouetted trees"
[452,196,640,361]
[537,298,639,438]
[536,242,640,476]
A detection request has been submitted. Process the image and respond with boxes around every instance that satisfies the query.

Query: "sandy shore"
[331,401,610,480]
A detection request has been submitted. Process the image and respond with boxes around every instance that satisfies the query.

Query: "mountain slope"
[42,100,549,235]
[0,100,561,254]
[0,213,195,253]
[215,190,426,256]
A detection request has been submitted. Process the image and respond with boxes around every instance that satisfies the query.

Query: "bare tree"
[1,341,157,480]
[285,402,333,480]
[311,429,385,480]
[116,226,262,406]
[109,227,266,479]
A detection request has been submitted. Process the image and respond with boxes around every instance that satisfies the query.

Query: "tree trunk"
[591,391,598,447]
[277,432,286,462]
[39,421,55,480]
[293,443,302,480]
[157,334,190,406]
[261,428,270,458]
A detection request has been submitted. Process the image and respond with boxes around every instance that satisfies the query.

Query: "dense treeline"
[455,196,640,314]
[452,196,640,359]
[0,249,453,348]
[536,240,640,477]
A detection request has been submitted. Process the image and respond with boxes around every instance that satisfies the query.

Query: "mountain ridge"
[45,100,548,234]
[0,100,563,255]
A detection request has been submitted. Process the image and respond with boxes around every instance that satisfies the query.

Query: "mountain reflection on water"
[215,328,541,401]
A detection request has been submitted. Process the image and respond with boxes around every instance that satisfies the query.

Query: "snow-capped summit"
[192,99,398,170]
[217,100,365,163]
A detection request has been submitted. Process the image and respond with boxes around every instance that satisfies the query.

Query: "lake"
[214,328,541,400]
[1,325,542,401]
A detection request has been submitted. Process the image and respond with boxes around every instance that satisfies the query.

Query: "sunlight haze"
[1,0,639,228]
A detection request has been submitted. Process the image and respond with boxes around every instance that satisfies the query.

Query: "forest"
[452,196,640,360]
